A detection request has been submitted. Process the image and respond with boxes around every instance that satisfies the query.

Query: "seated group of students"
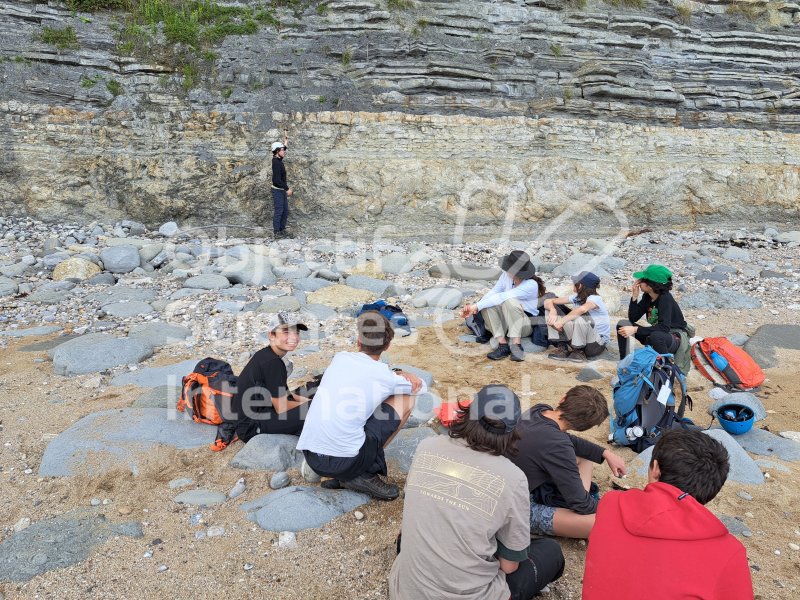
[219,250,753,600]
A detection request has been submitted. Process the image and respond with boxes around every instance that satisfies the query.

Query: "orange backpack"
[691,337,765,391]
[177,358,238,425]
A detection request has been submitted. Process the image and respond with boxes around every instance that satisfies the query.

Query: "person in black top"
[270,135,293,238]
[210,311,312,451]
[509,385,627,539]
[617,264,687,358]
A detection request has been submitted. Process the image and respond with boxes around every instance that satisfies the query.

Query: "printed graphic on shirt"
[406,451,506,518]
[646,306,659,325]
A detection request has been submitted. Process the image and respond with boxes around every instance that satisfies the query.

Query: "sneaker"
[509,343,525,362]
[567,349,588,362]
[474,333,492,344]
[487,343,511,360]
[548,343,571,360]
[342,473,400,501]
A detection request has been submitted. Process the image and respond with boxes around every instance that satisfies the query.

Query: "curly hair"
[448,402,520,457]
[641,277,673,295]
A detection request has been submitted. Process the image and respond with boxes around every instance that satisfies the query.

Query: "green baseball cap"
[633,264,672,284]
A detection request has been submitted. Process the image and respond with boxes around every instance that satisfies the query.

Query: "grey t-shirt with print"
[389,435,531,600]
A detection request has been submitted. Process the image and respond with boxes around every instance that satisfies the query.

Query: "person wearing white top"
[460,251,547,362]
[297,311,426,500]
[544,271,610,362]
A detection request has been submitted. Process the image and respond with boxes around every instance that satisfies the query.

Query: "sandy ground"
[1,310,799,599]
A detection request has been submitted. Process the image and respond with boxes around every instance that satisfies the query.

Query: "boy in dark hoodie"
[583,429,753,600]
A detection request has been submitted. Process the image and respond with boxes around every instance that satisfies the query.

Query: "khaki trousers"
[548,315,602,348]
[481,299,533,340]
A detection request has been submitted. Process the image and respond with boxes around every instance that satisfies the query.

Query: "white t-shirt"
[476,272,540,316]
[296,352,428,457]
[570,293,611,344]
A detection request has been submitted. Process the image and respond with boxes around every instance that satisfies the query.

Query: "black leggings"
[506,538,565,600]
[235,404,307,441]
[617,320,679,359]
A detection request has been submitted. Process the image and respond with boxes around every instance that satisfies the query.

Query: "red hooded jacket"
[583,481,753,600]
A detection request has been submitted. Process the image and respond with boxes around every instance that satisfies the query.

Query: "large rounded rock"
[306,284,373,309]
[412,286,464,309]
[256,296,302,313]
[229,434,303,471]
[241,486,369,532]
[183,274,231,290]
[100,246,141,273]
[51,334,154,376]
[102,301,154,318]
[0,276,19,296]
[222,259,277,287]
[52,257,101,281]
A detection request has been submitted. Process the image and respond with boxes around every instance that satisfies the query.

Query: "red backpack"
[177,358,238,425]
[691,337,765,391]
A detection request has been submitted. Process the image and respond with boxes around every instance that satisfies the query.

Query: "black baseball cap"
[474,384,521,434]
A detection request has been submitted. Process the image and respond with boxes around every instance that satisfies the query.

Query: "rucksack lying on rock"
[691,337,765,392]
[178,357,238,425]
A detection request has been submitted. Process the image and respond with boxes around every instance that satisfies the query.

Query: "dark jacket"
[628,291,686,335]
[272,156,288,190]
[510,404,605,515]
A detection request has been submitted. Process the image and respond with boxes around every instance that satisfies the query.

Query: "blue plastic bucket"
[717,404,754,436]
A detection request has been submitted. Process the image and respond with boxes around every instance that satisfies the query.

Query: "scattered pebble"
[354,511,365,521]
[117,506,133,516]
[774,550,781,556]
[270,471,290,490]
[90,498,101,506]
[243,563,254,571]
[228,478,246,499]
[789,543,799,551]
[143,551,153,558]
[737,491,753,501]
[278,531,297,549]
[13,517,31,532]
[206,526,225,538]
[158,565,168,572]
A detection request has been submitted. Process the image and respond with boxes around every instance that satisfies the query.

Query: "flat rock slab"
[306,284,373,309]
[174,489,227,507]
[429,262,501,281]
[222,260,277,287]
[0,275,19,296]
[293,278,334,292]
[132,385,181,408]
[21,333,80,352]
[552,253,611,278]
[102,301,154,318]
[184,274,231,290]
[728,427,800,462]
[742,324,800,369]
[241,486,369,532]
[718,515,752,538]
[51,334,154,376]
[39,408,216,477]
[385,428,438,473]
[87,287,156,305]
[681,289,762,310]
[229,434,303,471]
[0,515,143,582]
[257,296,302,313]
[754,459,791,474]
[635,429,764,485]
[520,339,547,354]
[576,367,604,382]
[0,326,62,338]
[345,275,402,297]
[128,322,191,347]
[708,392,767,422]
[111,359,197,388]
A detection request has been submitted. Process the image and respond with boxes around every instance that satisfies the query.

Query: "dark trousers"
[271,188,288,233]
[506,538,565,600]
[235,405,306,441]
[617,319,679,358]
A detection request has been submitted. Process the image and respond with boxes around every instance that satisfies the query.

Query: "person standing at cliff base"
[271,134,293,238]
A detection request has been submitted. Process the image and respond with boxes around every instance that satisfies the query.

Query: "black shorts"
[303,402,401,481]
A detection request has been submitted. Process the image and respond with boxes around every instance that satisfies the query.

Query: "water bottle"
[625,426,644,441]
[710,351,729,372]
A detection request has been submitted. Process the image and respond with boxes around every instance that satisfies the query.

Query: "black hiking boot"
[321,478,342,490]
[509,343,525,362]
[487,343,511,360]
[474,333,492,344]
[567,348,588,363]
[342,474,399,501]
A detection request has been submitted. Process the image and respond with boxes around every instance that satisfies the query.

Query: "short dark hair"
[449,403,519,457]
[559,385,609,431]
[651,430,729,505]
[357,311,394,355]
[641,277,673,295]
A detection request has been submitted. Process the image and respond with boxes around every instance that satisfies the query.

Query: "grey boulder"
[222,259,277,287]
[345,275,404,297]
[183,274,231,290]
[241,486,369,532]
[743,324,800,369]
[229,434,303,471]
[100,245,141,273]
[681,289,762,310]
[412,287,464,309]
[0,325,62,338]
[727,427,800,462]
[128,322,191,347]
[51,334,154,376]
[708,392,767,422]
[87,286,156,305]
[428,262,501,281]
[0,276,19,296]
[102,301,154,318]
[553,254,610,278]
[38,408,215,476]
[174,489,227,507]
[385,428,437,473]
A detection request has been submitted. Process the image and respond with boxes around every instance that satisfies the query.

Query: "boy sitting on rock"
[510,385,627,538]
[583,429,753,600]
[296,311,425,500]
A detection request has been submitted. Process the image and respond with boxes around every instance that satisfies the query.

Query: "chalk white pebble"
[354,511,365,521]
[789,543,799,551]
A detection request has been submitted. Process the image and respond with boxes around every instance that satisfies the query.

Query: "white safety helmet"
[271,141,286,153]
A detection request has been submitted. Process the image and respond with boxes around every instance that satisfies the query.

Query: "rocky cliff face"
[1,0,799,235]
